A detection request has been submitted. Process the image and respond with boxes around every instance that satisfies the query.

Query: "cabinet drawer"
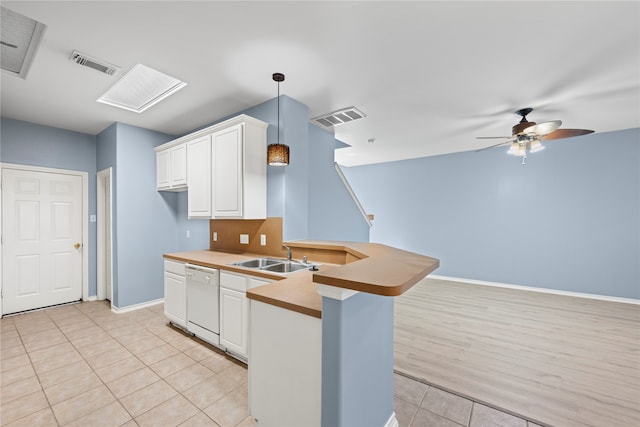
[164,260,185,276]
[220,271,248,292]
[249,278,272,289]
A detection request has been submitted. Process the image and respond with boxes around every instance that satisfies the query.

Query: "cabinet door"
[220,287,248,357]
[187,136,212,218]
[171,144,188,187]
[164,271,186,327]
[157,149,171,190]
[213,125,243,217]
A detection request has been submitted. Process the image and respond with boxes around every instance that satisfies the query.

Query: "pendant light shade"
[267,72,290,166]
[267,143,289,166]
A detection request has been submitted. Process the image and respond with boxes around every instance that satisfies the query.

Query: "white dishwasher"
[185,264,220,346]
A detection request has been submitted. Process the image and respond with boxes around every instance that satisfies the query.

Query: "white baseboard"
[429,275,640,305]
[111,298,164,314]
[83,295,97,302]
[384,412,399,427]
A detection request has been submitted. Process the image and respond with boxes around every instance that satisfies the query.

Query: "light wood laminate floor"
[394,277,640,427]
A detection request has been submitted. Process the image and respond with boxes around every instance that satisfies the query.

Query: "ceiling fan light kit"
[507,141,527,157]
[476,107,594,163]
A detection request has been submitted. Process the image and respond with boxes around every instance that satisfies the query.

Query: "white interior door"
[2,167,83,314]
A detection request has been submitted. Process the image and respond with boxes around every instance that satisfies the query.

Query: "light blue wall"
[343,128,640,299]
[321,293,394,426]
[1,94,370,307]
[110,123,175,307]
[0,118,98,297]
[308,125,370,242]
[280,96,310,241]
[176,191,210,251]
[188,95,368,242]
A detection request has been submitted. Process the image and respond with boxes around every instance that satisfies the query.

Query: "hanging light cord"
[277,79,280,144]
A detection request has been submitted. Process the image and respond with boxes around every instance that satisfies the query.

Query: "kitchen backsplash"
[209,217,286,257]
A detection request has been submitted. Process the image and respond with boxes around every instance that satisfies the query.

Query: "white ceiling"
[1,1,638,166]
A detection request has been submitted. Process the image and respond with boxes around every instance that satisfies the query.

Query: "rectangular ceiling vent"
[311,106,366,128]
[1,6,46,79]
[70,50,120,75]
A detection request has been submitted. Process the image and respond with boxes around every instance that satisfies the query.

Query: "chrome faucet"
[283,245,292,261]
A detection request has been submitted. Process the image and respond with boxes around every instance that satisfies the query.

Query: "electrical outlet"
[260,234,266,246]
[240,234,249,245]
[213,232,218,242]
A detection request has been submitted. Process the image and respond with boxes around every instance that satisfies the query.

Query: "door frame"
[96,167,113,305]
[0,163,89,316]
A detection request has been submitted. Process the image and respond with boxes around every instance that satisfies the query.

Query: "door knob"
[74,243,81,249]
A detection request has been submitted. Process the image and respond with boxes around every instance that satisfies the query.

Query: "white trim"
[334,162,373,228]
[154,114,268,151]
[84,295,97,302]
[430,275,640,305]
[384,412,399,427]
[96,168,113,306]
[316,284,359,301]
[0,163,90,309]
[111,298,164,314]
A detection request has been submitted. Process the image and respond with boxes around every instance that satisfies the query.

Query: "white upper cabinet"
[155,114,267,219]
[157,149,171,189]
[187,135,212,218]
[213,121,267,219]
[156,143,187,191]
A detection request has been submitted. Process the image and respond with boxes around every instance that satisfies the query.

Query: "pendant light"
[267,73,290,166]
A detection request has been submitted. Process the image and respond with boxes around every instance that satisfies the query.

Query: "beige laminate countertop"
[164,240,439,319]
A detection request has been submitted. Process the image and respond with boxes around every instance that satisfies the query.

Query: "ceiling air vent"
[1,6,46,79]
[311,107,366,128]
[70,50,119,75]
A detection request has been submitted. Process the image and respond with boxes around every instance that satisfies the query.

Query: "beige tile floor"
[2,300,538,427]
[394,373,543,427]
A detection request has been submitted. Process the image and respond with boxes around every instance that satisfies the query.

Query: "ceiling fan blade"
[476,136,512,140]
[542,128,595,140]
[476,140,512,152]
[523,120,562,136]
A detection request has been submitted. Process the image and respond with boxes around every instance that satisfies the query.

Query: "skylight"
[97,64,186,113]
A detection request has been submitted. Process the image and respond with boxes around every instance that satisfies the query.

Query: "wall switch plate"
[213,232,218,241]
[186,230,190,239]
[240,234,249,245]
[260,234,266,246]
[90,215,96,223]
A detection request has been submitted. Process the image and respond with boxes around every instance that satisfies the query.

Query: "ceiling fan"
[476,108,594,160]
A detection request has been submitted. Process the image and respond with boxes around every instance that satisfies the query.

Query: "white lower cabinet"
[219,271,271,361]
[164,261,272,362]
[220,286,248,357]
[163,260,186,327]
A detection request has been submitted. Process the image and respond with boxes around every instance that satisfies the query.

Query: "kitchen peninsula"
[165,239,439,427]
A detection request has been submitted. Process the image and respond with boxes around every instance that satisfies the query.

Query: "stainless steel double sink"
[229,258,313,274]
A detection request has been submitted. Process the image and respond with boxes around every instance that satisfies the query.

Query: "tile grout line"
[7,303,250,427]
[394,369,538,426]
[13,308,63,426]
